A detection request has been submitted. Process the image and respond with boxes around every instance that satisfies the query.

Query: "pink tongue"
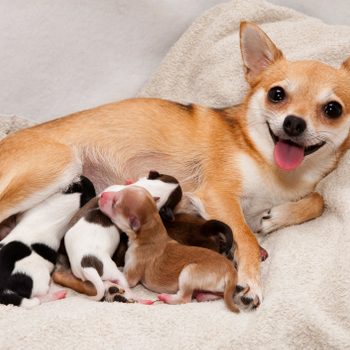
[274,140,304,171]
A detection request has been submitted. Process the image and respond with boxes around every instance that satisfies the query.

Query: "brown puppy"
[99,187,240,313]
[165,214,268,262]
[165,214,234,257]
[113,214,235,267]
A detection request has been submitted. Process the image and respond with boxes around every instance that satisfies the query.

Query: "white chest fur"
[237,153,329,232]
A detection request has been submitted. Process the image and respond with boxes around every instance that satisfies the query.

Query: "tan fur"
[1,22,350,308]
[103,187,239,312]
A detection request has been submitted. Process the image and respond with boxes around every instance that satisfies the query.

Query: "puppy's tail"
[81,267,105,301]
[223,272,240,313]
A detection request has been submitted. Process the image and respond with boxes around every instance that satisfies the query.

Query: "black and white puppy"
[0,176,95,308]
[64,171,181,302]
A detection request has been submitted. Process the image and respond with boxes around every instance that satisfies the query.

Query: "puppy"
[62,171,181,302]
[1,23,350,308]
[99,187,240,313]
[165,214,269,262]
[165,214,234,257]
[0,176,95,308]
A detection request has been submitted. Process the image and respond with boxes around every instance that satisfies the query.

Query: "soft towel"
[2,1,350,349]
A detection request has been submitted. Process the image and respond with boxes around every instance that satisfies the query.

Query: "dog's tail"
[200,220,234,255]
[81,267,105,301]
[223,272,240,313]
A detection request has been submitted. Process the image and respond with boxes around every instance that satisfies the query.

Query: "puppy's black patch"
[147,170,161,180]
[147,171,179,185]
[113,294,129,303]
[112,231,128,267]
[0,289,23,306]
[6,272,33,298]
[31,243,57,265]
[64,176,96,207]
[81,255,103,276]
[0,243,3,249]
[85,209,114,228]
[147,171,182,220]
[108,286,120,294]
[0,241,31,286]
[160,185,182,222]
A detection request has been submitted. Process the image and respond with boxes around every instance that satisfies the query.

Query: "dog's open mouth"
[267,123,326,171]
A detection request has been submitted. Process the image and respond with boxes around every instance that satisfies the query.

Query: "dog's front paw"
[257,206,286,234]
[234,275,262,310]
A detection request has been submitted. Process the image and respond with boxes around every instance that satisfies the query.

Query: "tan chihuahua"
[99,186,239,313]
[0,22,350,309]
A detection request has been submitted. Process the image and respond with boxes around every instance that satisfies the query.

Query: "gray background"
[0,0,349,122]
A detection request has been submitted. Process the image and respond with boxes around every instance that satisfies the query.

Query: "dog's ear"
[129,216,141,232]
[341,56,350,73]
[240,22,284,85]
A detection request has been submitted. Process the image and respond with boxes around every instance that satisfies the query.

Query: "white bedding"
[1,0,350,349]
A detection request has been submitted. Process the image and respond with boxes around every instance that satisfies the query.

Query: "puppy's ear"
[240,22,284,85]
[148,170,160,180]
[341,56,350,73]
[129,216,141,232]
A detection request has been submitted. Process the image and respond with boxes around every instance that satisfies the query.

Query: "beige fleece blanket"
[2,1,350,349]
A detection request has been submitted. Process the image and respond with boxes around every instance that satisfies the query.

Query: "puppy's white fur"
[64,176,180,301]
[0,191,82,308]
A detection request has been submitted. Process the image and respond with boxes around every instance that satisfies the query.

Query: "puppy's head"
[240,22,350,171]
[135,171,182,222]
[98,186,159,239]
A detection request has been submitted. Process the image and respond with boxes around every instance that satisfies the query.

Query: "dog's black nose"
[283,115,306,137]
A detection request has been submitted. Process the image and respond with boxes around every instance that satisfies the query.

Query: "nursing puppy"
[165,214,234,258]
[0,176,95,308]
[165,214,270,262]
[1,23,350,308]
[61,171,181,302]
[99,187,240,313]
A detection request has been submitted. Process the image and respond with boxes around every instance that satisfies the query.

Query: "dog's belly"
[82,150,202,193]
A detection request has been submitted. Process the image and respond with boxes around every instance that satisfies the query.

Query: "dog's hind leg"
[158,265,195,305]
[0,134,81,223]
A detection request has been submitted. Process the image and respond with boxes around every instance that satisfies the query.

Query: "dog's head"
[240,22,350,171]
[98,186,159,240]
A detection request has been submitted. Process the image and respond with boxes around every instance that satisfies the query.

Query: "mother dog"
[1,22,350,309]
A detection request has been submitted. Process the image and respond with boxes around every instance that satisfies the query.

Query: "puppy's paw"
[257,206,287,234]
[104,284,131,303]
[234,276,262,310]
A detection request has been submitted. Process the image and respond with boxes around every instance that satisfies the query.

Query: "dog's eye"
[268,86,285,103]
[324,101,343,119]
